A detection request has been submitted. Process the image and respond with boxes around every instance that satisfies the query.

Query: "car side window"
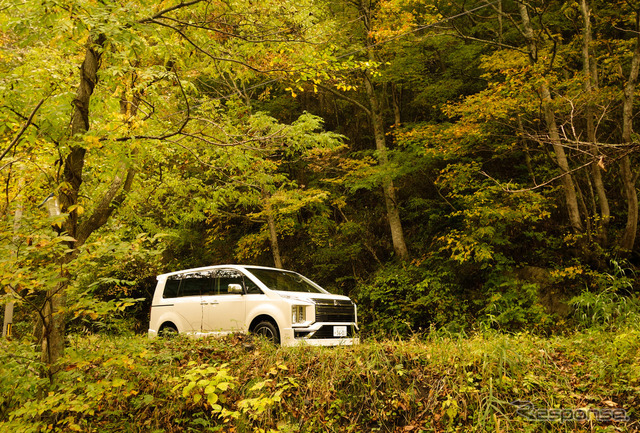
[180,274,212,297]
[213,269,244,295]
[163,269,264,297]
[244,277,263,294]
[163,277,180,299]
[163,272,215,298]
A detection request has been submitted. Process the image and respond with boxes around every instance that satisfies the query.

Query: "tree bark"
[392,83,402,127]
[3,177,23,339]
[2,302,13,338]
[580,0,610,240]
[262,188,283,269]
[41,33,141,376]
[519,2,583,232]
[619,157,638,252]
[364,75,410,261]
[619,9,640,252]
[359,0,410,261]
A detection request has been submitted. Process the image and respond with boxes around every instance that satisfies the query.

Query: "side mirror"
[228,283,243,294]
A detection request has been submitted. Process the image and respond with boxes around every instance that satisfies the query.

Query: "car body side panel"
[202,294,245,333]
[149,278,201,334]
[151,296,201,333]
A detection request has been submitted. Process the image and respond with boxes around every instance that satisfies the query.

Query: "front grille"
[309,325,356,339]
[314,299,355,323]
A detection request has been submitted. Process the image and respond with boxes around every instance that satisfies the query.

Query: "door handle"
[201,300,219,305]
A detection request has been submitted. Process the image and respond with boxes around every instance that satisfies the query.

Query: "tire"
[158,324,178,337]
[252,320,280,344]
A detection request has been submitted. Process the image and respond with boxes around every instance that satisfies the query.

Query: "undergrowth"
[1,330,638,432]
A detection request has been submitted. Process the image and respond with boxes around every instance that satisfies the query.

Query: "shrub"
[2,331,639,432]
[353,264,468,336]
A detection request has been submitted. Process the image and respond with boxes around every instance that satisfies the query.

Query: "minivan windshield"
[247,268,327,294]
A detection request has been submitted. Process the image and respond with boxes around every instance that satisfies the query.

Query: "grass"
[1,329,638,432]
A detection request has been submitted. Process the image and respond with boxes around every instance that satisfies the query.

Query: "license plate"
[333,326,347,337]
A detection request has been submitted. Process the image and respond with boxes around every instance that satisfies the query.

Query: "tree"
[414,0,640,252]
[1,0,342,377]
[618,2,640,252]
[287,0,412,261]
[579,0,610,241]
[517,1,583,233]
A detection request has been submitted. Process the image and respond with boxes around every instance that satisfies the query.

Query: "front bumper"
[281,323,359,347]
[287,337,360,347]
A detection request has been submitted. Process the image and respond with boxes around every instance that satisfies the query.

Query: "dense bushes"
[351,254,640,338]
[353,264,469,336]
[1,330,639,432]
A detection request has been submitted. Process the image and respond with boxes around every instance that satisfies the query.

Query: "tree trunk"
[40,33,143,377]
[2,302,13,338]
[41,280,68,377]
[41,35,106,374]
[364,75,410,261]
[519,2,583,232]
[392,83,402,127]
[619,157,638,252]
[359,0,410,261]
[580,0,610,241]
[539,84,584,232]
[262,188,283,269]
[40,196,68,376]
[3,174,24,339]
[619,11,640,252]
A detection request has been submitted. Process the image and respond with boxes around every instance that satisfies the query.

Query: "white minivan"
[148,265,359,346]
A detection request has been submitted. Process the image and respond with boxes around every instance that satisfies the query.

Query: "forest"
[1,0,640,431]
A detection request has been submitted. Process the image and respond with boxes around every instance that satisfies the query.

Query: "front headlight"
[292,305,306,324]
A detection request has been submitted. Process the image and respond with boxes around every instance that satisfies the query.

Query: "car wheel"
[252,321,280,344]
[159,324,178,337]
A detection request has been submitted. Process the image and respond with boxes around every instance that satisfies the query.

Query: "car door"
[165,272,214,333]
[201,269,246,333]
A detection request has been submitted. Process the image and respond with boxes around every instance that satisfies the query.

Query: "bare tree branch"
[316,83,372,117]
[481,159,596,193]
[0,98,46,163]
[144,19,274,73]
[152,15,318,44]
[143,0,205,21]
[178,126,288,148]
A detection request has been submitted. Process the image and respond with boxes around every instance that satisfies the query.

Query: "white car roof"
[156,264,297,279]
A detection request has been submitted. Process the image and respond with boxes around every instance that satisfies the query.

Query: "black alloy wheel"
[252,321,280,344]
